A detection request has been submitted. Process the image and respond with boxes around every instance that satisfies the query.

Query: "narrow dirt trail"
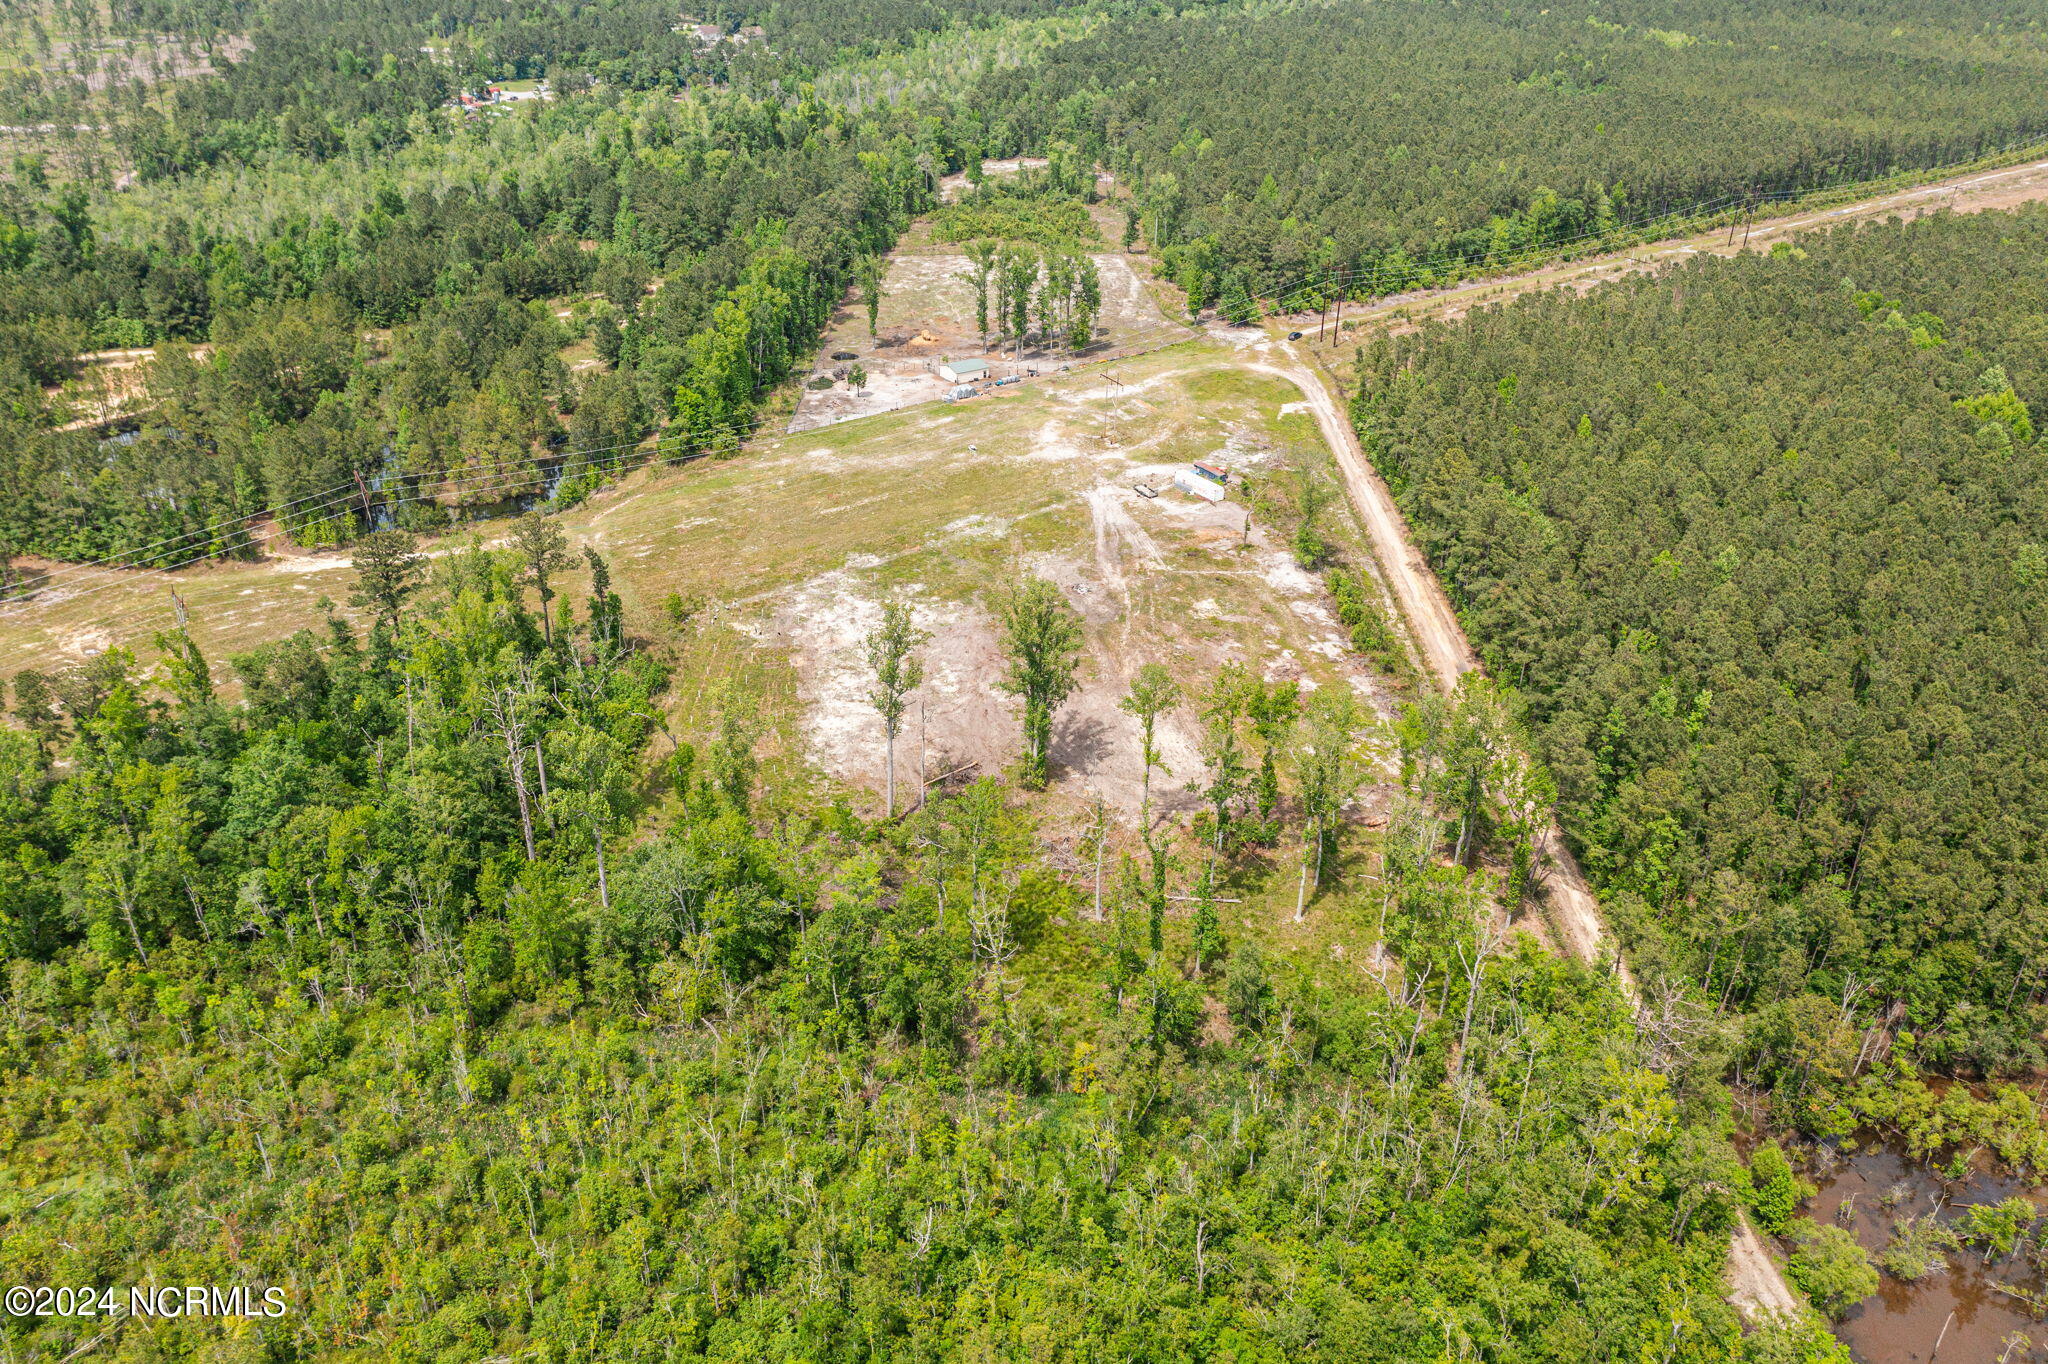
[1260,343,1626,987]
[1257,338,1799,1324]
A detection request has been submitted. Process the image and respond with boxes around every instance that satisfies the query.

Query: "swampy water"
[1795,1144,2046,1362]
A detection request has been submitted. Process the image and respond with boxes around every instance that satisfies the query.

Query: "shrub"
[1785,1222,1878,1319]
[1878,1214,1955,1280]
[1747,1141,1812,1235]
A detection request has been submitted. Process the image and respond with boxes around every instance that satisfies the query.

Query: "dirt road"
[1257,343,1792,1322]
[1262,342,1628,980]
[1251,140,2048,1020]
[1728,1217,1804,1320]
[1242,353,1474,684]
[1286,152,2048,349]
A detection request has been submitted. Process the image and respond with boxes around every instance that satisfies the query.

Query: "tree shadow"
[1049,712,1112,780]
[0,564,54,605]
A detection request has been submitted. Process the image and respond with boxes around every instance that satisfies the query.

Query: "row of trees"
[956,237,1102,354]
[1354,207,2048,1085]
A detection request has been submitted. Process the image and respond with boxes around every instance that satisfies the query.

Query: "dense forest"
[0,0,1084,175]
[0,519,1859,1361]
[980,0,2048,304]
[0,83,929,564]
[6,0,2048,1349]
[11,0,2048,568]
[1353,208,2048,1106]
[0,0,1165,571]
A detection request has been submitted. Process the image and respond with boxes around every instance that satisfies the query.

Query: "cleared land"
[0,345,1403,824]
[19,146,2048,837]
[935,156,1049,203]
[789,202,1190,432]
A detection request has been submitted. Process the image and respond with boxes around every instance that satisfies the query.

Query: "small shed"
[1192,459,1230,485]
[939,358,989,384]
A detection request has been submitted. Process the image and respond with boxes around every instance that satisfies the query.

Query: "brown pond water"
[1794,1144,2047,1362]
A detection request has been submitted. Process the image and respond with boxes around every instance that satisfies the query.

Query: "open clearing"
[935,156,1049,203]
[18,147,2048,830]
[0,343,1403,822]
[788,206,1190,432]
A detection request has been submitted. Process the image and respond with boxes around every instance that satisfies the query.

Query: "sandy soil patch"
[936,157,1050,203]
[749,437,1392,821]
[789,248,1189,433]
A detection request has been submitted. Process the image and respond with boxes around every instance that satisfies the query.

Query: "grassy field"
[1,341,1408,827]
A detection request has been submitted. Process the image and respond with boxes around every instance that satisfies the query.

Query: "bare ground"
[935,156,1049,203]
[788,245,1190,433]
[745,402,1391,820]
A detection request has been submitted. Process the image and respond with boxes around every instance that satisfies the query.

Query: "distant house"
[1192,459,1230,485]
[939,358,989,384]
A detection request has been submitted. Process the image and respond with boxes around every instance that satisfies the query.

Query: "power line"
[6,137,2043,656]
[0,318,1225,674]
[0,423,744,610]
